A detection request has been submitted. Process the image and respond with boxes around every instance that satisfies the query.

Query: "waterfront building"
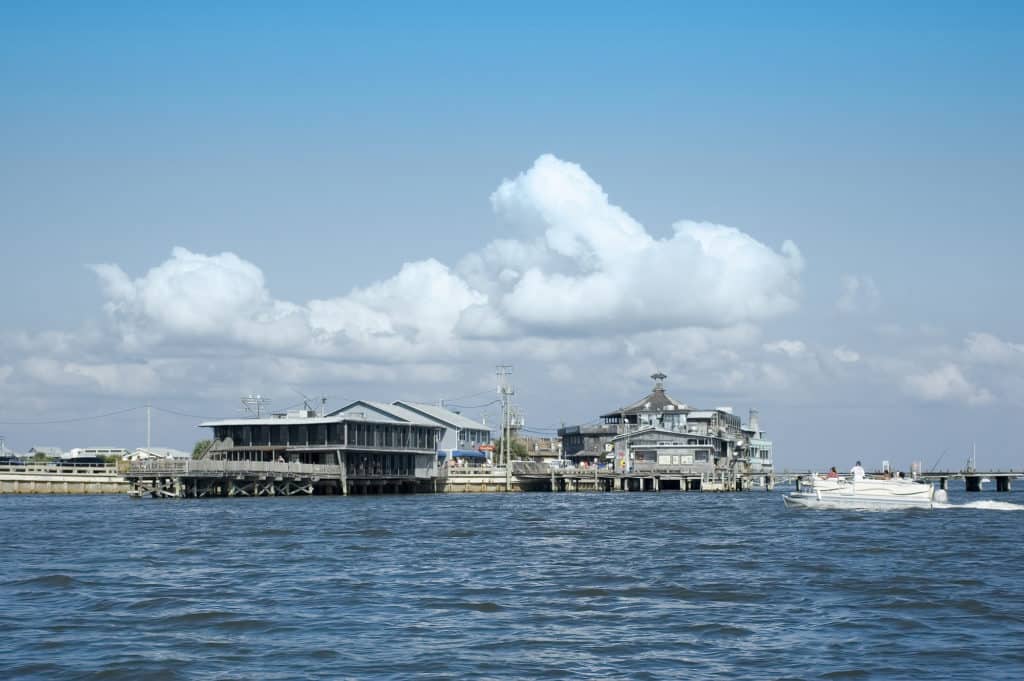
[558,373,774,486]
[124,447,190,461]
[198,399,486,486]
[66,447,129,460]
[392,401,492,453]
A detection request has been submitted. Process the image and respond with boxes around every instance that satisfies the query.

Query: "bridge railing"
[0,462,122,475]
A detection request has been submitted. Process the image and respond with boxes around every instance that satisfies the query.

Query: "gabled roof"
[393,400,490,432]
[329,401,438,427]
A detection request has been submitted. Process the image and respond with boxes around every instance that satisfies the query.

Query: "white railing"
[0,463,122,475]
[127,460,342,476]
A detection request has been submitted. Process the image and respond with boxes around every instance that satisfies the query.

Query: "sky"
[1,2,1022,470]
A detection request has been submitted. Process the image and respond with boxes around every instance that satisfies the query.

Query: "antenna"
[241,394,270,418]
[291,388,327,416]
[496,365,514,465]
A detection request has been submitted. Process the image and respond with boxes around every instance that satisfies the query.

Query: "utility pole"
[496,365,513,466]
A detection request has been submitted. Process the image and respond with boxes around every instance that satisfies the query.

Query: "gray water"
[1,488,1023,680]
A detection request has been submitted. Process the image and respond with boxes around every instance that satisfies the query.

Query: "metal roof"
[200,408,438,429]
[329,400,438,427]
[392,401,490,432]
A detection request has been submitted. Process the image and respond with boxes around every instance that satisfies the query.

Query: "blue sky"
[1,2,1022,470]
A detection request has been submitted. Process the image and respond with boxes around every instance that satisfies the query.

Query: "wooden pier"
[125,459,776,498]
[512,462,774,493]
[125,458,434,498]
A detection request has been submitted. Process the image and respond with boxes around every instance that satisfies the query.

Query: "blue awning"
[438,449,489,459]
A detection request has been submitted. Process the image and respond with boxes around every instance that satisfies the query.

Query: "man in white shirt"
[851,461,866,481]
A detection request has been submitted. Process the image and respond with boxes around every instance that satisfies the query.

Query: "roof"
[601,388,689,419]
[200,407,438,429]
[329,400,438,427]
[131,447,191,459]
[608,426,712,443]
[392,401,490,432]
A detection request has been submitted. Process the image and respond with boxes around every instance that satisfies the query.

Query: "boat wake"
[935,500,1024,511]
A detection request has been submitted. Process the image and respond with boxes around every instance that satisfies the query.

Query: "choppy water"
[2,487,1023,680]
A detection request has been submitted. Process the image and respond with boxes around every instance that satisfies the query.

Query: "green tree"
[493,438,528,459]
[192,439,212,459]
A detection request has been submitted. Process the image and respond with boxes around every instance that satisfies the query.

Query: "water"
[2,488,1023,680]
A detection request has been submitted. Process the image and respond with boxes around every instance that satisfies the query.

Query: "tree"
[192,439,212,460]
[493,438,528,460]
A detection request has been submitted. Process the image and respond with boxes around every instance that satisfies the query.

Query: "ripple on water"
[2,491,1023,679]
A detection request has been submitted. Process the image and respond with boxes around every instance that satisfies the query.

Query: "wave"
[946,500,1024,511]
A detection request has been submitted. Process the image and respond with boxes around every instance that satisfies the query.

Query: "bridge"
[916,470,1020,492]
[0,461,129,494]
[775,470,1021,493]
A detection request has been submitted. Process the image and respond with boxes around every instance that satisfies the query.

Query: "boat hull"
[783,478,940,510]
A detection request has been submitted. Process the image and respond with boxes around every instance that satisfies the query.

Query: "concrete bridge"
[916,471,1020,492]
[0,462,129,494]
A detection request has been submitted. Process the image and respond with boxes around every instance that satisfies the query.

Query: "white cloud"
[763,339,807,358]
[832,346,860,363]
[89,155,803,366]
[472,155,804,334]
[21,358,160,395]
[837,274,880,313]
[964,332,1024,365]
[904,363,992,405]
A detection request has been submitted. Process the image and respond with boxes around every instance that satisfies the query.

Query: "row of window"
[213,423,438,450]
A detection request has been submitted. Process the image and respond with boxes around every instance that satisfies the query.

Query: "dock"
[123,459,775,498]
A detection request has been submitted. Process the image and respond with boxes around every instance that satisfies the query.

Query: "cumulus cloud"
[93,248,484,361]
[467,155,803,334]
[832,346,860,363]
[763,339,807,358]
[904,363,992,405]
[964,332,1024,365]
[837,274,880,313]
[90,155,803,365]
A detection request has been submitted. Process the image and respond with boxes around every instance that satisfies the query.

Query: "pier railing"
[127,460,343,477]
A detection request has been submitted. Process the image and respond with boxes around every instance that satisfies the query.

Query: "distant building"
[125,447,191,461]
[558,373,773,484]
[28,446,64,459]
[521,436,562,464]
[65,447,129,460]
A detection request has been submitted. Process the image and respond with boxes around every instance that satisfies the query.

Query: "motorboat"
[783,475,948,510]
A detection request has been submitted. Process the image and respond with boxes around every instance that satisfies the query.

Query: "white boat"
[783,475,948,510]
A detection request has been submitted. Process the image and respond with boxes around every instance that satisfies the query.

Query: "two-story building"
[558,373,773,486]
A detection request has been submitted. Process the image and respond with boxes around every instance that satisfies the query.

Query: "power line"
[0,405,144,426]
[442,388,494,403]
[444,399,499,409]
[150,406,226,420]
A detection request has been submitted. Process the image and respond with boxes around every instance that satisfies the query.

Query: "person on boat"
[850,461,865,481]
[827,466,838,479]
